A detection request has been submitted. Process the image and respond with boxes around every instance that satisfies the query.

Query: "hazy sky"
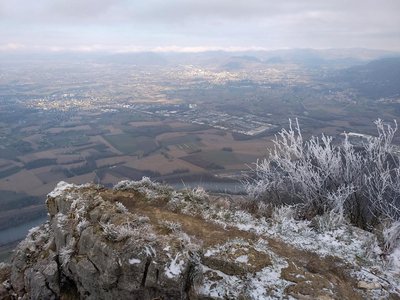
[1,0,399,52]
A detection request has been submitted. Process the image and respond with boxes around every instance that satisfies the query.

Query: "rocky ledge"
[0,178,399,299]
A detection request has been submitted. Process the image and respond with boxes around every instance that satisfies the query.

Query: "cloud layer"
[1,0,399,52]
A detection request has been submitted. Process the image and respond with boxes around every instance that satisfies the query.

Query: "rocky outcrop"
[1,179,399,299]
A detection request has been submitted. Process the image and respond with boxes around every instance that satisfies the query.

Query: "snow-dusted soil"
[111,179,400,299]
[3,179,399,300]
[200,204,400,299]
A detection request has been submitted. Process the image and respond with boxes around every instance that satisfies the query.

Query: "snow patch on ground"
[199,251,291,299]
[128,258,141,265]
[212,207,380,266]
[231,212,399,297]
[197,202,400,297]
[165,253,185,278]
[247,253,291,299]
[235,255,248,264]
[204,249,218,258]
[199,265,243,298]
[47,181,75,198]
[266,221,376,263]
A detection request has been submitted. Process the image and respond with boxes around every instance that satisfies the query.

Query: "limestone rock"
[357,281,382,290]
[1,180,398,299]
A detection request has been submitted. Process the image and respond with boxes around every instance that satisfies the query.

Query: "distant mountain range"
[1,49,399,100]
[1,48,398,69]
[96,48,400,70]
[334,57,400,99]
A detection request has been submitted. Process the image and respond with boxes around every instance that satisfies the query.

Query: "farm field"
[1,52,400,262]
[0,116,271,243]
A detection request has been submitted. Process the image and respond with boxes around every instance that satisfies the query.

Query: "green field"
[122,125,172,137]
[161,134,201,146]
[0,166,22,179]
[197,150,255,164]
[0,148,20,160]
[103,134,159,155]
[182,150,257,170]
[39,131,90,149]
[0,190,41,211]
[25,158,57,170]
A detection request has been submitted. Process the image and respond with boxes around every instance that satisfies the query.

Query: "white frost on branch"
[246,119,400,254]
[115,201,128,213]
[47,181,75,198]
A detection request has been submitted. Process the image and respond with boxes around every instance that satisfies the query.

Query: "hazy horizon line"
[1,43,399,55]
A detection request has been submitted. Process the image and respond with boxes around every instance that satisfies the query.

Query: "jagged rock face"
[1,179,400,299]
[9,182,200,300]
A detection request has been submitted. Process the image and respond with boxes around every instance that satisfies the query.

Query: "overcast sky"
[0,0,399,52]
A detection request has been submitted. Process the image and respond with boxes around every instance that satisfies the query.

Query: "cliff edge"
[0,178,399,299]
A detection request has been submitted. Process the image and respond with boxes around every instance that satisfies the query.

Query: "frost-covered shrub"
[382,221,400,254]
[76,218,90,234]
[114,177,172,200]
[115,201,128,213]
[314,212,344,232]
[59,238,76,267]
[314,185,355,231]
[271,205,296,224]
[165,188,209,216]
[70,196,89,221]
[185,186,208,202]
[99,221,133,242]
[114,177,156,191]
[99,215,151,242]
[246,119,400,233]
[233,196,270,217]
[166,191,186,212]
[19,223,51,252]
[55,213,68,229]
[159,220,182,233]
[269,205,306,234]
